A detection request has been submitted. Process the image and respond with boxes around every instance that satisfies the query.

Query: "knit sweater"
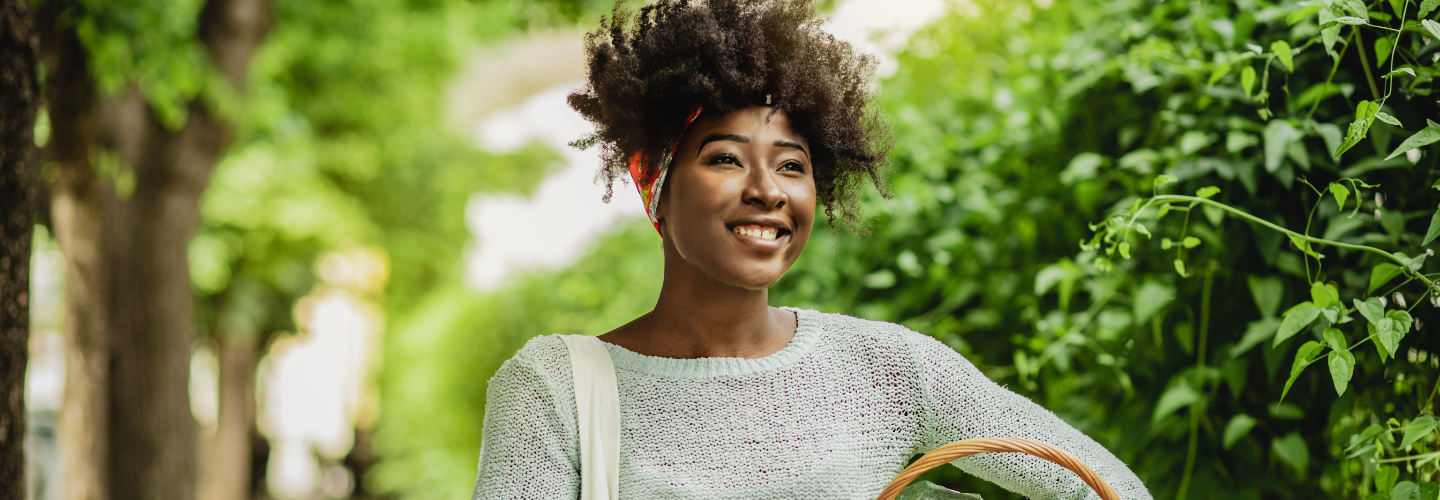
[473,308,1151,500]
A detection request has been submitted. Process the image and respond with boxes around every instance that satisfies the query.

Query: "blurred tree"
[34,0,268,498]
[0,0,38,497]
[190,0,587,498]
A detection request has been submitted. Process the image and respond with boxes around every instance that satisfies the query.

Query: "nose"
[742,163,787,210]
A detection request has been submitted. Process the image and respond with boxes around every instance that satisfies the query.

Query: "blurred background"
[6,0,1440,498]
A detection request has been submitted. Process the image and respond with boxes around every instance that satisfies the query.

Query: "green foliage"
[777,0,1440,496]
[371,220,663,500]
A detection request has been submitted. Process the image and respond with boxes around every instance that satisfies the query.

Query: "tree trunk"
[200,335,258,500]
[0,0,39,497]
[36,0,269,499]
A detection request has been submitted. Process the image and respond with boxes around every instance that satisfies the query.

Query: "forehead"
[684,106,808,145]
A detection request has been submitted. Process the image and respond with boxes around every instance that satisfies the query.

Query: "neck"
[624,238,795,359]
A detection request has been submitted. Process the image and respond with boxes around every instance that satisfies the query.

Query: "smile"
[732,224,782,240]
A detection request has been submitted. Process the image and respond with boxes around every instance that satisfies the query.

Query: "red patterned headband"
[628,106,705,235]
[628,94,774,235]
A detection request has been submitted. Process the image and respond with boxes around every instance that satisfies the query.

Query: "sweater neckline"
[600,307,820,379]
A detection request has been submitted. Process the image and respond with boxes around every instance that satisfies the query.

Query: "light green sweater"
[473,308,1151,499]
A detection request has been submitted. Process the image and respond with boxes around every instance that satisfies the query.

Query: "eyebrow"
[697,134,749,156]
[774,140,809,158]
[696,133,810,159]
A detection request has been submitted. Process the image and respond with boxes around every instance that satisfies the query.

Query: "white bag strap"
[558,335,621,500]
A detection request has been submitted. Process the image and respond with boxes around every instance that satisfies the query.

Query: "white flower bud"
[1375,209,1383,219]
[1376,193,1385,208]
[1380,296,1389,307]
[1409,149,1423,164]
[1395,292,1408,309]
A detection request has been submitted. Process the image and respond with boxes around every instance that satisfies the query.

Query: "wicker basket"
[876,437,1120,500]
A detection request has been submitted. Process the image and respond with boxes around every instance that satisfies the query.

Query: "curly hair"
[567,0,892,230]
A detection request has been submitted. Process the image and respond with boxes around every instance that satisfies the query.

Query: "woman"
[473,0,1151,498]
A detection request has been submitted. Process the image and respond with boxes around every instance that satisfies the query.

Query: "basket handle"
[875,437,1121,500]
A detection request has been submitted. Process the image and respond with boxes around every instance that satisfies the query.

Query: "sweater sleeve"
[472,352,580,500]
[909,333,1151,500]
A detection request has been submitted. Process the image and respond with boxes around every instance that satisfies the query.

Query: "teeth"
[732,225,779,240]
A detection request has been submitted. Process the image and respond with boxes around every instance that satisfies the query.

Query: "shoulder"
[803,308,945,353]
[489,335,574,396]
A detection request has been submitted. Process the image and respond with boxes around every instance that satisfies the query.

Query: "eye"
[708,154,740,165]
[779,161,806,173]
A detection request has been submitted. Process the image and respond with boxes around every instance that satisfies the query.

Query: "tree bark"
[36,0,269,498]
[199,335,258,500]
[0,0,39,497]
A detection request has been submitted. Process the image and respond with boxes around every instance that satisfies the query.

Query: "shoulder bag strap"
[558,334,621,500]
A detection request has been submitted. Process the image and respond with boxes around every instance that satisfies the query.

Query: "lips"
[725,219,793,250]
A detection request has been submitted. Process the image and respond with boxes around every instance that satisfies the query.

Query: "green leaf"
[1324,327,1346,351]
[1249,276,1284,318]
[1376,112,1401,127]
[1132,281,1175,322]
[1274,303,1321,347]
[1336,116,1374,158]
[1385,125,1440,161]
[1394,482,1418,500]
[1319,16,1368,30]
[1271,41,1294,72]
[1265,119,1303,173]
[1416,206,1440,247]
[1174,259,1189,278]
[1060,152,1104,184]
[863,269,896,289]
[1288,233,1320,257]
[1388,309,1414,335]
[1153,174,1178,189]
[1151,383,1201,424]
[1134,223,1151,238]
[1356,298,1387,324]
[1272,433,1310,474]
[1356,100,1380,121]
[1182,236,1201,248]
[1196,186,1220,199]
[1286,5,1323,24]
[1179,131,1214,155]
[1376,465,1399,496]
[1416,482,1440,500]
[1424,19,1440,41]
[1328,349,1355,396]
[1328,183,1350,211]
[1230,317,1284,358]
[1207,61,1232,87]
[1269,402,1305,420]
[1402,416,1438,449]
[1281,341,1321,401]
[1223,414,1257,449]
[1384,68,1417,79]
[1372,324,1390,362]
[1424,206,1440,246]
[1319,10,1342,58]
[1378,317,1406,358]
[1240,65,1256,96]
[1425,0,1440,18]
[1118,242,1130,259]
[1375,37,1393,66]
[1311,283,1333,308]
[1370,264,1403,294]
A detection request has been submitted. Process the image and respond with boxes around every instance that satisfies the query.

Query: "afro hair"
[567,0,892,230]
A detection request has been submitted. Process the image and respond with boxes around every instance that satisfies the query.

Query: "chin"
[722,266,787,290]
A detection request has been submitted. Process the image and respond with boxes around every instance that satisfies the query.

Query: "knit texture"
[473,308,1152,500]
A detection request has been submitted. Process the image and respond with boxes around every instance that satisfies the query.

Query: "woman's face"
[657,105,816,290]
